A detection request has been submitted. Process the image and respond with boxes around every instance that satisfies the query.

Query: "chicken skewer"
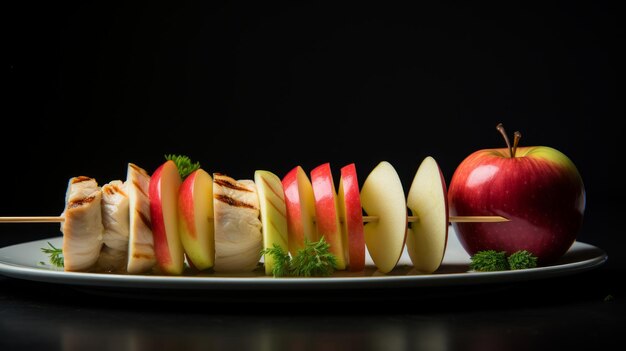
[0,163,156,274]
[125,163,156,274]
[0,215,509,223]
[60,176,104,271]
[96,180,130,272]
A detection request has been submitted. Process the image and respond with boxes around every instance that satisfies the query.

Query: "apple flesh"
[310,163,346,270]
[178,169,214,271]
[449,126,585,265]
[406,156,449,273]
[255,170,290,275]
[282,166,318,255]
[149,160,185,275]
[360,161,407,273]
[337,163,365,272]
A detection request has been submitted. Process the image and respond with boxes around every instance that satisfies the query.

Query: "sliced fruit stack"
[146,156,450,275]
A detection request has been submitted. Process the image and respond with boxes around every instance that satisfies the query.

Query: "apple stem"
[496,123,513,158]
[512,131,522,157]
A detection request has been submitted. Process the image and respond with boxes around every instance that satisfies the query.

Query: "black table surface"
[1,222,624,351]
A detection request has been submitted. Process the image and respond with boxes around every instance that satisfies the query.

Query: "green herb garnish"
[261,243,292,277]
[165,154,201,179]
[41,242,64,268]
[470,250,539,271]
[290,237,338,277]
[507,250,538,270]
[261,237,338,277]
[470,250,509,271]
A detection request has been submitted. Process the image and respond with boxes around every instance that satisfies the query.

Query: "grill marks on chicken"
[126,163,156,274]
[212,174,263,272]
[58,166,271,275]
[97,180,130,272]
[61,177,105,272]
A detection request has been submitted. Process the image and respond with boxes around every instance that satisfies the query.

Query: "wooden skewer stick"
[0,215,509,224]
[362,215,509,223]
[0,216,65,223]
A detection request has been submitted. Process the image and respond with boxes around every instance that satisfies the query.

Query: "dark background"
[3,2,623,265]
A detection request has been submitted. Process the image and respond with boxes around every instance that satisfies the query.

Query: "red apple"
[337,163,365,272]
[149,160,185,275]
[448,124,586,265]
[282,166,318,255]
[310,163,346,270]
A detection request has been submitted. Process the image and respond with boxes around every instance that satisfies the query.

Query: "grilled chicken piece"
[213,173,263,272]
[97,180,130,272]
[126,163,156,274]
[61,176,104,271]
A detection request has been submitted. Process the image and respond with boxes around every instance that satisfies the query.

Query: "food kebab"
[1,156,508,276]
[59,163,155,273]
[57,163,268,275]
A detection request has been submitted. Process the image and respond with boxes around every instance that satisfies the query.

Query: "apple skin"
[178,169,214,271]
[282,166,318,254]
[449,146,586,265]
[310,163,346,270]
[149,160,184,275]
[338,163,365,272]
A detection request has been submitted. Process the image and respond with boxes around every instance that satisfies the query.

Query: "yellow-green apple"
[337,163,365,272]
[178,168,214,271]
[406,156,449,273]
[310,163,346,270]
[448,124,586,265]
[149,160,185,275]
[282,166,318,255]
[255,170,289,275]
[360,161,407,273]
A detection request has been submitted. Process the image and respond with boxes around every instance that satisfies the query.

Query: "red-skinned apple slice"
[310,163,346,270]
[282,166,318,255]
[178,169,214,271]
[360,161,407,273]
[406,156,449,273]
[338,163,365,272]
[149,160,184,275]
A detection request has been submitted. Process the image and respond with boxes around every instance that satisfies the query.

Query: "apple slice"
[178,169,214,271]
[406,156,449,273]
[310,163,346,270]
[282,166,318,255]
[337,163,365,271]
[255,170,289,275]
[149,160,184,275]
[360,161,407,273]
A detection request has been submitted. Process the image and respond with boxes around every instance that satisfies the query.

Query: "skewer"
[0,215,509,224]
[0,216,65,223]
[363,215,508,223]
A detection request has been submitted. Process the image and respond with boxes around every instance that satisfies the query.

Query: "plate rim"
[0,235,608,291]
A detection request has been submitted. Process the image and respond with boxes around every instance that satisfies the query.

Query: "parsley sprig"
[165,154,201,179]
[41,242,64,268]
[261,237,338,277]
[470,249,538,271]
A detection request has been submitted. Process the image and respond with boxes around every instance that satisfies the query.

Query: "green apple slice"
[255,170,289,275]
[360,161,407,273]
[406,156,449,273]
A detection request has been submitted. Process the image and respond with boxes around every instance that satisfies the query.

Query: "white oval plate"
[0,227,607,291]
